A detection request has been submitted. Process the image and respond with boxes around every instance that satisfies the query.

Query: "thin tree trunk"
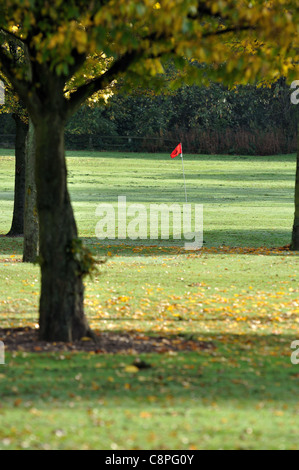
[35,112,93,342]
[23,119,39,262]
[6,114,27,237]
[291,133,299,250]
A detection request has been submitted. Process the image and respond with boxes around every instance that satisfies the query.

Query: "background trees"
[63,77,298,155]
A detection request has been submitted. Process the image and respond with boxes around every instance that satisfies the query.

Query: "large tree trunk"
[291,139,299,250]
[6,114,27,237]
[23,119,39,262]
[35,112,93,342]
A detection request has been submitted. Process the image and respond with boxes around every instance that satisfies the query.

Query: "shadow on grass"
[1,332,298,405]
[165,171,296,184]
[66,151,297,163]
[0,230,297,257]
[0,235,24,256]
[82,233,296,257]
[67,181,295,204]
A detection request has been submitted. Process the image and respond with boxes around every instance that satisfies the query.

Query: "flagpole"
[180,143,187,203]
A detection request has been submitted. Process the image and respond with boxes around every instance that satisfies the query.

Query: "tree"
[7,112,27,236]
[0,73,28,237]
[0,33,39,262]
[23,118,39,262]
[292,115,299,250]
[0,0,297,341]
[9,112,27,236]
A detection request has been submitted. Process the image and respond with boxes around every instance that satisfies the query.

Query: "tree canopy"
[0,0,298,118]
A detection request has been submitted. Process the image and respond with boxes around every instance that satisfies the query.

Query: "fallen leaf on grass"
[139,411,152,419]
[124,365,139,373]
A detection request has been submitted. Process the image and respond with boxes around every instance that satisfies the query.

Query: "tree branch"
[64,50,87,83]
[0,46,25,95]
[187,2,220,20]
[0,27,27,46]
[64,4,255,119]
[0,44,42,119]
[202,24,255,38]
[188,2,257,36]
[66,50,140,118]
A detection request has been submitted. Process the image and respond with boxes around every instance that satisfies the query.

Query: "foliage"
[110,77,298,135]
[69,238,104,279]
[2,75,297,155]
[66,105,118,136]
[0,35,27,122]
[0,0,298,116]
[63,77,298,155]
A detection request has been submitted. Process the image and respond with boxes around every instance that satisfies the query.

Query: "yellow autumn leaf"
[139,411,152,419]
[124,365,139,373]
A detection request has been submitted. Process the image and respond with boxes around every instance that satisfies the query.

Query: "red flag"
[170,143,182,159]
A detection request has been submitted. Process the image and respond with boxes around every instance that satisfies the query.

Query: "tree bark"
[291,135,299,250]
[23,119,39,262]
[35,112,92,342]
[6,114,27,237]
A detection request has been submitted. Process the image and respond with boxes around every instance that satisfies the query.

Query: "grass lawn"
[0,149,299,450]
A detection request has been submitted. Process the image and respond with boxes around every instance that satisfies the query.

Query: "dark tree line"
[62,77,298,155]
[1,77,297,155]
